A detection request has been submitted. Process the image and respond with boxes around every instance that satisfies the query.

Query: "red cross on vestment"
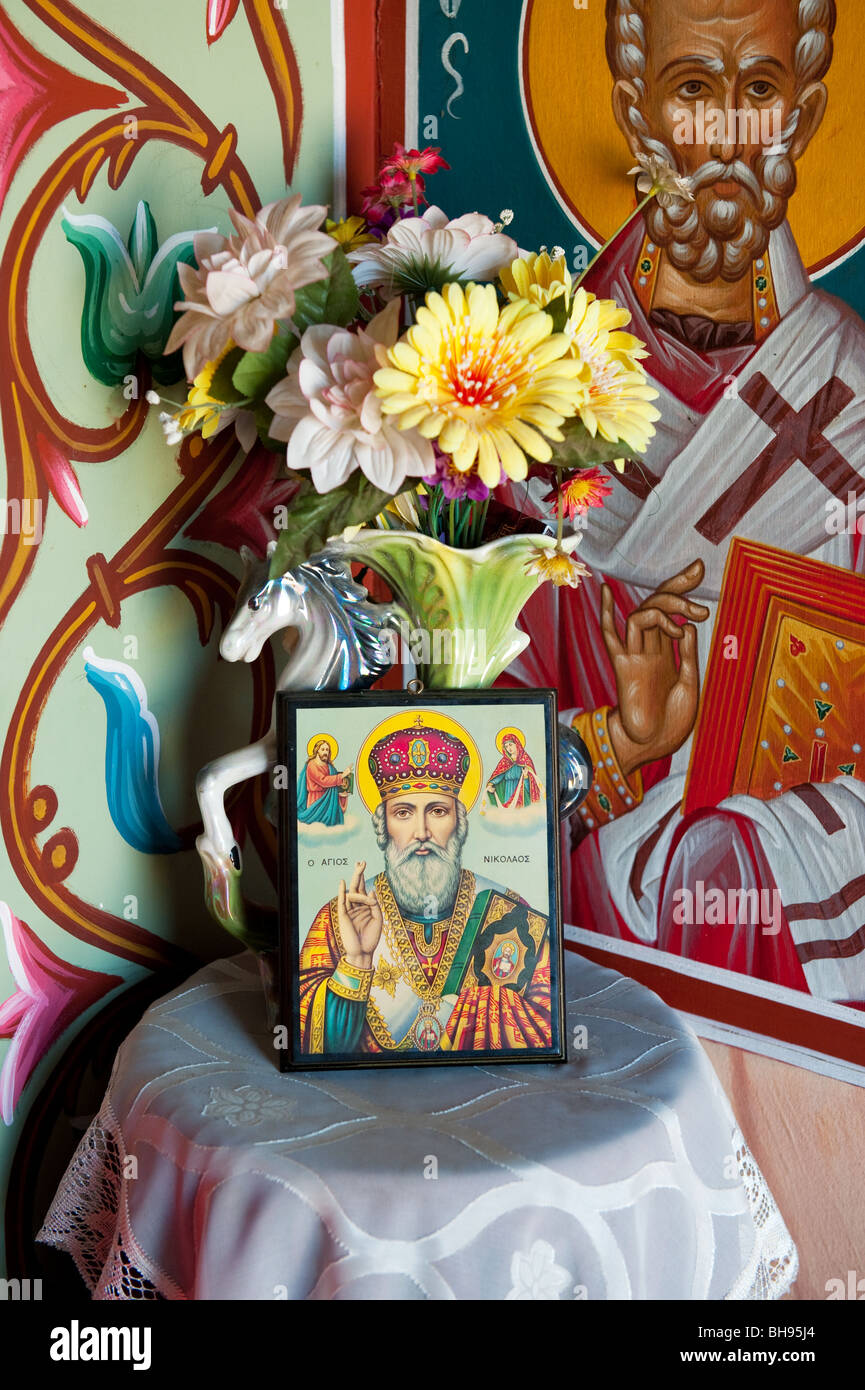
[694,372,860,545]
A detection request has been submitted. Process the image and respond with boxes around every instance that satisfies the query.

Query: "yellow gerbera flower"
[525,546,590,589]
[565,288,660,453]
[374,282,586,486]
[499,251,571,309]
[326,216,376,252]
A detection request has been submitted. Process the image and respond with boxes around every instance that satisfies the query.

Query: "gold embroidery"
[404,915,447,958]
[376,869,475,1000]
[527,911,548,952]
[328,974,372,1002]
[309,979,328,1053]
[372,957,401,998]
[365,998,415,1050]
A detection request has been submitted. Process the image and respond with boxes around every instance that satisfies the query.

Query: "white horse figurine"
[195,542,402,950]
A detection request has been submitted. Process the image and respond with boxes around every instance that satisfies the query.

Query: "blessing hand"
[337,860,383,969]
[601,559,710,777]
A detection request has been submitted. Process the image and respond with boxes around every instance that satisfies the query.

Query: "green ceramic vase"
[329,528,583,689]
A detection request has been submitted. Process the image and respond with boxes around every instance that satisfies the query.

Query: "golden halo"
[307,733,338,761]
[356,710,482,814]
[521,0,865,274]
[496,727,525,755]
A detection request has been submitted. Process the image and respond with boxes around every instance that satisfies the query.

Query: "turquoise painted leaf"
[83,647,183,854]
[62,200,211,387]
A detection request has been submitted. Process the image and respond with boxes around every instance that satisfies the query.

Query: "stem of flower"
[555,486,564,554]
[410,173,419,217]
[573,190,655,289]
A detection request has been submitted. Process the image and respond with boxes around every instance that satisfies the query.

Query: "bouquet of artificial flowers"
[158,144,666,587]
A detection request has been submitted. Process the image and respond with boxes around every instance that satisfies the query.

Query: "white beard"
[384,836,463,919]
[641,131,798,284]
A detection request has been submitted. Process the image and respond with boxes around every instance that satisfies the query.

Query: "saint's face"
[384,793,458,855]
[503,738,519,761]
[641,0,799,220]
[314,742,331,764]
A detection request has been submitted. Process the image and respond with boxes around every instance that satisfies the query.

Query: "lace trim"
[36,1097,174,1300]
[725,1126,798,1300]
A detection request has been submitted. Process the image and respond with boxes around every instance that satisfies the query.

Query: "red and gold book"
[684,538,865,815]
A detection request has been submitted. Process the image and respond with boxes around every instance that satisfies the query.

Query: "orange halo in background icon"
[520,0,865,275]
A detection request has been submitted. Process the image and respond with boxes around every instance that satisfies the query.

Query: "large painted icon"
[411,0,865,1074]
[278,691,564,1068]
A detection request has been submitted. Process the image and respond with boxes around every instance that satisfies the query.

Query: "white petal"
[206,269,258,314]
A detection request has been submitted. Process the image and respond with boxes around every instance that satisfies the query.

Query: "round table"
[38,948,797,1300]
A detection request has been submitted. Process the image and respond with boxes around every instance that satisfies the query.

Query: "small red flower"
[547,466,613,519]
[379,143,450,183]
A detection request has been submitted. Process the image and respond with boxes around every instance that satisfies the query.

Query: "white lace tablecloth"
[38,948,797,1300]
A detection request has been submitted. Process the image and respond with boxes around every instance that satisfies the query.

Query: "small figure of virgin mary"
[485,728,542,809]
[297,734,353,826]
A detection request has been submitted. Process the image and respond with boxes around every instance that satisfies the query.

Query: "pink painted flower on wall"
[0,11,126,215]
[206,0,241,45]
[0,903,122,1124]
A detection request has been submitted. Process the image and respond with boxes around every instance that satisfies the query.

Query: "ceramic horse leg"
[195,728,276,950]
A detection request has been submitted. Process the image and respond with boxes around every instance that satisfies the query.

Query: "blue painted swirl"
[84,648,183,854]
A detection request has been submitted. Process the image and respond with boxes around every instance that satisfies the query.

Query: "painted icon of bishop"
[298,713,553,1055]
[512,0,865,1005]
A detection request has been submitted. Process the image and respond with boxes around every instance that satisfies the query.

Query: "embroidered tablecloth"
[38,948,797,1300]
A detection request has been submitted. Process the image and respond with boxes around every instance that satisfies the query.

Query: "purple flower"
[432,449,492,501]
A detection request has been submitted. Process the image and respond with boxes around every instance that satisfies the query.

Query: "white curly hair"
[604,0,836,281]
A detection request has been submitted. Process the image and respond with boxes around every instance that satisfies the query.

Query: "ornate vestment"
[298,870,552,1054]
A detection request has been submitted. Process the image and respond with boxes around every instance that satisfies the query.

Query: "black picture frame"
[276,687,566,1070]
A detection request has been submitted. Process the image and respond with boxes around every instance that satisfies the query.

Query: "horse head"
[220,542,309,664]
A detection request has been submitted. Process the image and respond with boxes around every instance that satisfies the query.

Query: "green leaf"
[291,248,359,334]
[554,418,635,469]
[232,327,297,402]
[268,471,409,577]
[208,347,246,403]
[547,292,570,334]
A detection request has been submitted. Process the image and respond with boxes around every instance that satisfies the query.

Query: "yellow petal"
[476,433,500,486]
[375,367,415,391]
[439,416,469,452]
[453,429,480,470]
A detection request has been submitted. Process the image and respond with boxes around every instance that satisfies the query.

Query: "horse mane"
[295,552,395,672]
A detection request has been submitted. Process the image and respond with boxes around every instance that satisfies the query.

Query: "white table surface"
[38,947,797,1300]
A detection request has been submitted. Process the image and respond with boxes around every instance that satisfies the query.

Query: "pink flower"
[379,142,450,181]
[266,299,434,494]
[361,171,425,227]
[548,466,613,519]
[165,195,334,380]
